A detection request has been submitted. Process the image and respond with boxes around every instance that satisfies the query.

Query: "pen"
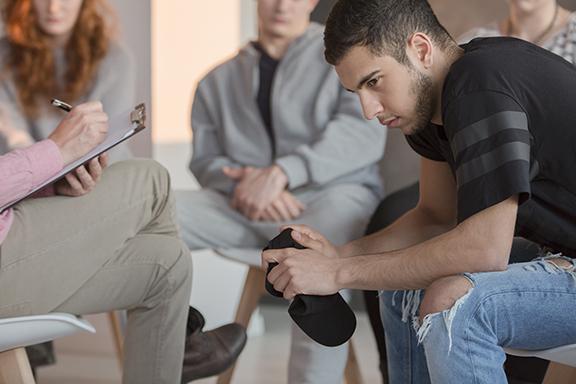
[51,98,72,112]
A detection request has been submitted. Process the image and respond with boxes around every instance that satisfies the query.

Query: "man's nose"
[359,92,383,121]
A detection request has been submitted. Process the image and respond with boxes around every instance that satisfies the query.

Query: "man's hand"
[261,226,343,300]
[55,154,108,197]
[259,191,305,222]
[48,101,109,165]
[223,165,288,220]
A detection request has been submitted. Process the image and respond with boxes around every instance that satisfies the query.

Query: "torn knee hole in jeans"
[523,255,576,282]
[391,275,474,353]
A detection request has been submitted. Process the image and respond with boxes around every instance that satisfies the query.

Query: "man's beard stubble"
[406,69,435,136]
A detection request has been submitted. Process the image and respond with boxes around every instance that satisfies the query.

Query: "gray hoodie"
[190,23,386,197]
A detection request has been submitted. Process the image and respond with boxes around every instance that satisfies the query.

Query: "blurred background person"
[460,0,576,62]
[176,0,386,382]
[0,0,133,160]
[0,0,134,371]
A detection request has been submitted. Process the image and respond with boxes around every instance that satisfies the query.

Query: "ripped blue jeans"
[379,255,576,384]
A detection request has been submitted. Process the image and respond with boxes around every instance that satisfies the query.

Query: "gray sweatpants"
[176,183,378,384]
[0,159,192,384]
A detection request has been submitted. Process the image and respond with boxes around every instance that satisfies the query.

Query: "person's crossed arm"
[222,165,305,222]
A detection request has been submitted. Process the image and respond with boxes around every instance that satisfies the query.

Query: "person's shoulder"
[452,37,529,76]
[193,47,248,94]
[290,22,326,56]
[301,22,325,44]
[104,41,135,68]
[201,48,245,81]
[566,11,576,27]
[279,22,332,74]
[562,11,576,36]
[457,23,500,44]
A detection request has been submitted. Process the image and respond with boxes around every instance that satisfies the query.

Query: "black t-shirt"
[406,37,576,255]
[253,42,280,156]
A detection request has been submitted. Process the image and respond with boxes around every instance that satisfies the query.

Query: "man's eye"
[367,77,379,88]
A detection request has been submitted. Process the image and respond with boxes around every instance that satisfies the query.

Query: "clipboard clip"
[130,103,146,130]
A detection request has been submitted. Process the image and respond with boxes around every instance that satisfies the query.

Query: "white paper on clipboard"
[0,103,146,213]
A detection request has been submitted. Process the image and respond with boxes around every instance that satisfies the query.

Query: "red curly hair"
[1,0,116,117]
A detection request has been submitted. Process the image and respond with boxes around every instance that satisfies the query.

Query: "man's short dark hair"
[324,0,455,66]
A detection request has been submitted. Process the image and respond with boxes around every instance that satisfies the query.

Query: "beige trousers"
[0,159,192,384]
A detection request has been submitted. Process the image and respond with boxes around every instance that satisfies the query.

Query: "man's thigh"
[0,159,176,316]
[53,234,191,315]
[175,184,378,250]
[175,189,267,249]
[421,257,576,352]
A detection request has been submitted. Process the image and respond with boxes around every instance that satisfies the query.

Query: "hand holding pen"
[51,98,73,112]
[48,100,109,196]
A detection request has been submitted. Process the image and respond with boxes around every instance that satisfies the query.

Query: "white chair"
[0,313,95,384]
[506,345,576,384]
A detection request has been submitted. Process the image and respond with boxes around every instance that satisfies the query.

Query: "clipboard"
[0,103,146,214]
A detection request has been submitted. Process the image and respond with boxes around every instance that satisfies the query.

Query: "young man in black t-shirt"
[261,0,576,382]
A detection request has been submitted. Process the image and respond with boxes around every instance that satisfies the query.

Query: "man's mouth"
[379,116,400,127]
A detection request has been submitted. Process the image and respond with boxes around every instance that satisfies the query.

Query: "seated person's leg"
[285,183,379,384]
[419,258,576,383]
[364,182,420,382]
[0,159,227,383]
[366,183,546,383]
[175,189,268,250]
[504,238,549,383]
[1,159,189,384]
[178,182,379,384]
[379,290,430,384]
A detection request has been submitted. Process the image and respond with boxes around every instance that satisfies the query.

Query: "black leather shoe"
[181,307,247,383]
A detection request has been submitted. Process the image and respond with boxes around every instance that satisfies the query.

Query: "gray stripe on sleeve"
[456,142,530,186]
[450,111,528,156]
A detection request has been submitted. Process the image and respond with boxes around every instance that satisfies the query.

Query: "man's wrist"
[271,164,288,189]
[337,242,358,258]
[334,257,353,290]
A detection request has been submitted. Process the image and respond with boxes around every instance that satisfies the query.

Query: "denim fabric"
[380,256,576,383]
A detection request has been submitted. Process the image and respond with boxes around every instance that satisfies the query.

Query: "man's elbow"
[483,251,509,272]
[469,242,510,272]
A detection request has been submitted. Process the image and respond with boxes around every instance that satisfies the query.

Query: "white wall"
[109,0,152,157]
[151,1,242,145]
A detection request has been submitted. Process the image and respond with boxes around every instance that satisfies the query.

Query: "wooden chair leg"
[0,348,35,384]
[344,339,363,384]
[217,266,266,384]
[543,362,576,384]
[108,311,124,370]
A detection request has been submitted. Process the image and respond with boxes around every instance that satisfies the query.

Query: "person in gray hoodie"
[176,0,386,382]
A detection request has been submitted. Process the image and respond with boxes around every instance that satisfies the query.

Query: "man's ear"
[407,32,434,69]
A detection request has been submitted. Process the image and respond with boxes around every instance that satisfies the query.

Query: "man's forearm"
[336,198,517,291]
[339,206,455,257]
[337,227,502,291]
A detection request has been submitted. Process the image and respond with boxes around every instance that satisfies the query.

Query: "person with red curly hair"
[0,0,132,161]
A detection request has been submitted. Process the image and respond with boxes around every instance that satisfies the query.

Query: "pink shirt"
[0,140,63,244]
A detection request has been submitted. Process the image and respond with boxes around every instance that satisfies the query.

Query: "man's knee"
[172,241,193,286]
[546,257,574,270]
[148,236,192,285]
[105,159,171,197]
[419,275,473,323]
